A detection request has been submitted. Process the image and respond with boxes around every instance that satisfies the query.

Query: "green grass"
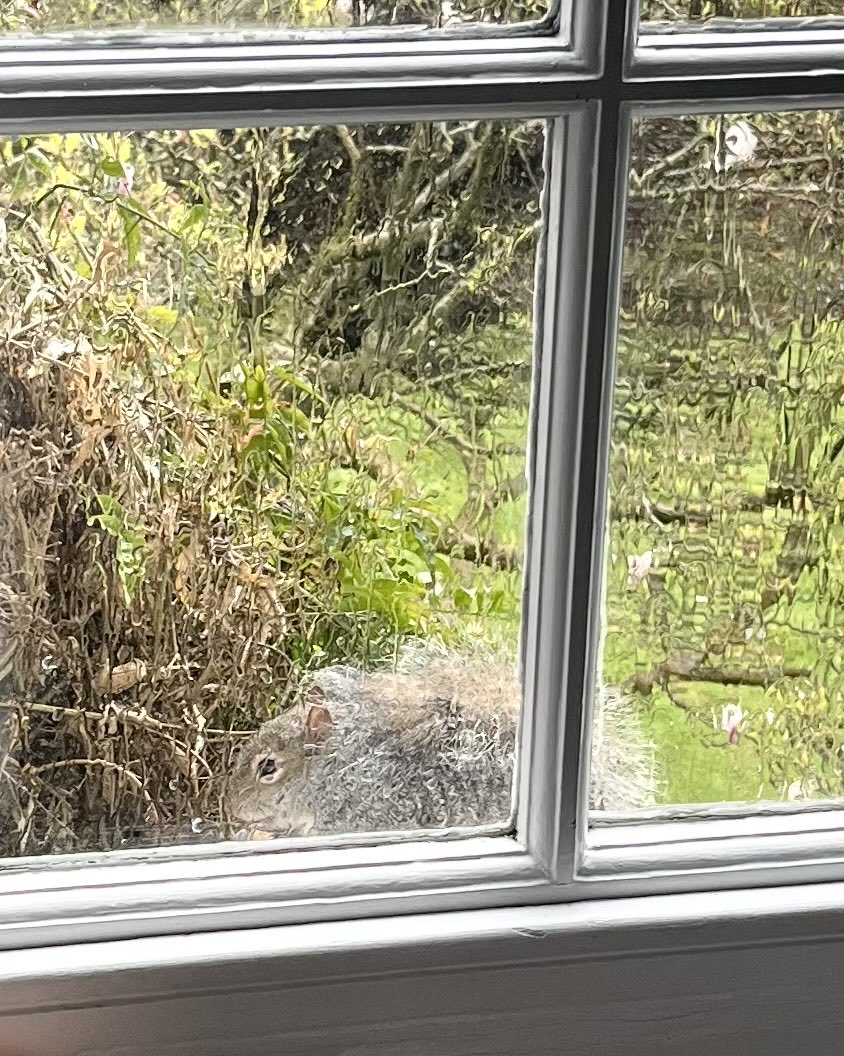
[641,688,771,804]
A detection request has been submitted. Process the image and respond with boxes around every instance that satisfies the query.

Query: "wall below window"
[1,882,843,1055]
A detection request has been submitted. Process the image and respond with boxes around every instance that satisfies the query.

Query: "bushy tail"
[341,638,659,814]
[590,685,658,812]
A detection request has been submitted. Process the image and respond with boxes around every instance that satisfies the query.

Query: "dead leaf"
[93,659,148,697]
[69,427,105,475]
[248,828,277,841]
[90,239,121,295]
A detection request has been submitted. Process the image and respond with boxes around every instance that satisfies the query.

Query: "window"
[3,119,543,855]
[2,0,844,974]
[606,108,844,811]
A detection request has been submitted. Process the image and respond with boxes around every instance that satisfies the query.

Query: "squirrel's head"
[226,687,335,838]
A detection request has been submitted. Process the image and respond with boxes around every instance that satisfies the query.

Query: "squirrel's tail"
[590,685,658,812]
[308,638,658,814]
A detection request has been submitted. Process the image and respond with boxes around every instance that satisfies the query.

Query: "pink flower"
[721,703,743,746]
[626,550,653,589]
[117,164,135,197]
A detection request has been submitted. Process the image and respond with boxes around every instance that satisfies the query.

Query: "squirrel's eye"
[257,757,278,781]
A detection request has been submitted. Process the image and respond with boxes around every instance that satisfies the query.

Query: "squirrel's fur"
[226,645,657,837]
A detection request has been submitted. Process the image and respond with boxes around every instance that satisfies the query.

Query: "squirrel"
[225,644,658,839]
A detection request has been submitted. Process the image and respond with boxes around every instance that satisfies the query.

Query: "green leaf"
[145,305,180,330]
[180,203,209,232]
[118,206,141,266]
[25,150,52,178]
[123,196,156,224]
[453,586,474,612]
[271,366,327,407]
[433,553,453,578]
[93,494,125,522]
[88,494,147,604]
[100,159,125,178]
[245,377,262,404]
[276,402,311,436]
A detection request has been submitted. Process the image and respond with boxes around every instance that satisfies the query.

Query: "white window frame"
[3,3,844,1044]
[0,103,601,949]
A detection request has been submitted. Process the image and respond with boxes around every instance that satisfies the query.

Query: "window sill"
[2,880,843,1055]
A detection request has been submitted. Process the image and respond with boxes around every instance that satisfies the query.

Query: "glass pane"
[0,120,543,856]
[597,109,844,812]
[641,1,841,22]
[0,0,550,33]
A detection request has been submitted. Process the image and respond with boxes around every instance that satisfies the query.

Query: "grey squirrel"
[225,645,658,838]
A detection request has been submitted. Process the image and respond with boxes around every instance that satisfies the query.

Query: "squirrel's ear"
[304,702,333,749]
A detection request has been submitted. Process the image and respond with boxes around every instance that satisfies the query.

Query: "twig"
[24,757,160,821]
[0,698,250,739]
[628,656,813,696]
[22,216,77,290]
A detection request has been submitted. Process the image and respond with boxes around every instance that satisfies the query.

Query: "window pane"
[641,1,840,21]
[0,0,550,33]
[0,120,543,856]
[598,109,844,812]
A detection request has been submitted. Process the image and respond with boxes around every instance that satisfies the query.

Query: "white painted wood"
[0,835,552,949]
[0,887,842,1055]
[634,24,844,80]
[584,803,844,877]
[518,106,600,882]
